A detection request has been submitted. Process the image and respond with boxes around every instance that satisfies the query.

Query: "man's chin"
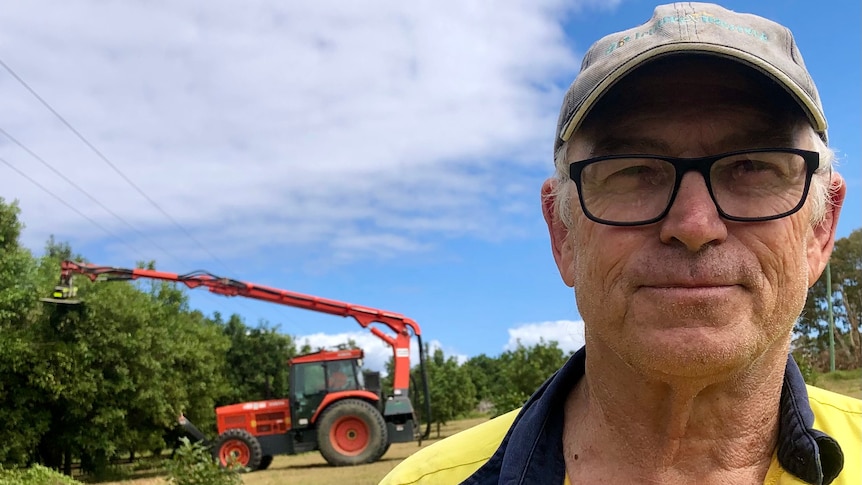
[618,328,760,380]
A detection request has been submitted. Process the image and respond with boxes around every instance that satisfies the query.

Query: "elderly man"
[380,2,860,485]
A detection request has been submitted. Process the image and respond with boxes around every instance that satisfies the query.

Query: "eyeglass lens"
[579,151,809,224]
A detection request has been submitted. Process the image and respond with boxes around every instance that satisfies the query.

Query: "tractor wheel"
[213,428,263,471]
[316,399,389,466]
[258,455,273,471]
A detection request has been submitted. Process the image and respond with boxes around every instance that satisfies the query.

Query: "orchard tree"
[29,266,232,475]
[0,199,49,466]
[462,353,502,410]
[490,339,571,416]
[219,314,296,404]
[795,229,862,370]
[412,346,476,438]
[829,229,862,366]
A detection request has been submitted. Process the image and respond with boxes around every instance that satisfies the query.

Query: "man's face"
[545,58,843,378]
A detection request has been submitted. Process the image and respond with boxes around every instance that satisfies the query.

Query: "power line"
[0,127,182,266]
[0,129,259,314]
[0,155,141,255]
[0,57,235,274]
[0,57,258,318]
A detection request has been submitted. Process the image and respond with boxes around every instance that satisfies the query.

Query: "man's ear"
[542,178,576,287]
[807,173,846,286]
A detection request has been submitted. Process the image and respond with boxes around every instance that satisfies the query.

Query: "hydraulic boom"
[50,260,431,441]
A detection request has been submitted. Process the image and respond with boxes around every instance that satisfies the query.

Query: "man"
[381,2,860,485]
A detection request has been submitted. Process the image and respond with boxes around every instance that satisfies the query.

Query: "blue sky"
[1,1,858,373]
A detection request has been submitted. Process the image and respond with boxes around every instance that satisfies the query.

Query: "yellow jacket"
[381,349,861,485]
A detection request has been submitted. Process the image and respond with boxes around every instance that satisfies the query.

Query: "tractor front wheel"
[213,428,263,471]
[316,399,389,466]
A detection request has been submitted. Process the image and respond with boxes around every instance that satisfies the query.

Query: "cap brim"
[559,43,828,143]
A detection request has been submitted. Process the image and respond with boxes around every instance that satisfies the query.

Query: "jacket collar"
[463,348,844,485]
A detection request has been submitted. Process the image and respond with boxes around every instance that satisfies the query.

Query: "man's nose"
[659,171,728,252]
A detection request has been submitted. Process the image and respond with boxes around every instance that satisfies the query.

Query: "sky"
[1,0,859,374]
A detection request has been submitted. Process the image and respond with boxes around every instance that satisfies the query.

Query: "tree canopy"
[794,228,862,370]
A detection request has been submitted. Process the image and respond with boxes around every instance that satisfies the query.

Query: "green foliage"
[0,199,37,330]
[795,229,862,370]
[165,437,242,485]
[218,314,296,404]
[462,353,501,409]
[0,201,49,466]
[404,340,574,431]
[480,339,571,416]
[411,347,476,437]
[0,198,237,471]
[20,273,232,474]
[0,465,83,485]
[793,349,819,385]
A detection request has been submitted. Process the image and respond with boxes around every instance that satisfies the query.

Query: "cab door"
[288,362,327,429]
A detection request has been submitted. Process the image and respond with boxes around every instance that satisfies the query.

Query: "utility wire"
[0,155,141,256]
[0,57,234,274]
[0,127,182,266]
[1,129,257,315]
[0,57,256,318]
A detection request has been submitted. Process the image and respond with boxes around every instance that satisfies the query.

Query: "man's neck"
[563,340,789,484]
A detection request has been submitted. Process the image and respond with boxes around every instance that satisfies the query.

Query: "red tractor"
[46,260,431,470]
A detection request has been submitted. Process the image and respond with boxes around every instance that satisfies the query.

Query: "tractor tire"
[213,428,263,472]
[258,455,273,471]
[316,399,389,466]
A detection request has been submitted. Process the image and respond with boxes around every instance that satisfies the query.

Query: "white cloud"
[0,0,607,266]
[293,319,582,378]
[504,319,585,353]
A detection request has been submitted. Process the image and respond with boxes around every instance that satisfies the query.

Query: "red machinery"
[47,260,431,470]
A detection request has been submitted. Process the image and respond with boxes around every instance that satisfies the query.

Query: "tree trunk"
[63,448,72,476]
[832,325,854,367]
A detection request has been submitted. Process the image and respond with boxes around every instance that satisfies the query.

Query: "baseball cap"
[555,2,827,152]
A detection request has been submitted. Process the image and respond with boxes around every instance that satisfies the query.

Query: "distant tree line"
[387,338,574,438]
[794,228,862,371]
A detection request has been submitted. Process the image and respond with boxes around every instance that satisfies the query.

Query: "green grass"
[815,368,862,398]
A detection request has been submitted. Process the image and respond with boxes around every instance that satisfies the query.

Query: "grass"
[815,368,862,399]
[99,417,490,485]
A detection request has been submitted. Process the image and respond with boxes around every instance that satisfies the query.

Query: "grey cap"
[555,2,826,152]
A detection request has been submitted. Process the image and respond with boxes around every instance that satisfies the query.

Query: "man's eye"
[721,159,788,182]
[731,159,775,173]
[606,164,670,187]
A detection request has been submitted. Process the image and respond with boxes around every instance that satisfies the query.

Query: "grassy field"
[97,372,860,485]
[814,368,862,398]
[101,417,489,485]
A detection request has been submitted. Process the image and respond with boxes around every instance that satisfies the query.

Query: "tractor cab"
[289,348,374,429]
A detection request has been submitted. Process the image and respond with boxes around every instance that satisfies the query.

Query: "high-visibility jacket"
[381,348,861,485]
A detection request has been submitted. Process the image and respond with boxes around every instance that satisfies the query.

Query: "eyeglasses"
[568,148,820,227]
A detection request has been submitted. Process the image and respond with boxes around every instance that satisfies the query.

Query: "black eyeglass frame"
[568,148,821,227]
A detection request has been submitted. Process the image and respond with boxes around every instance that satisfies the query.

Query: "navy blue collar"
[463,347,844,485]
